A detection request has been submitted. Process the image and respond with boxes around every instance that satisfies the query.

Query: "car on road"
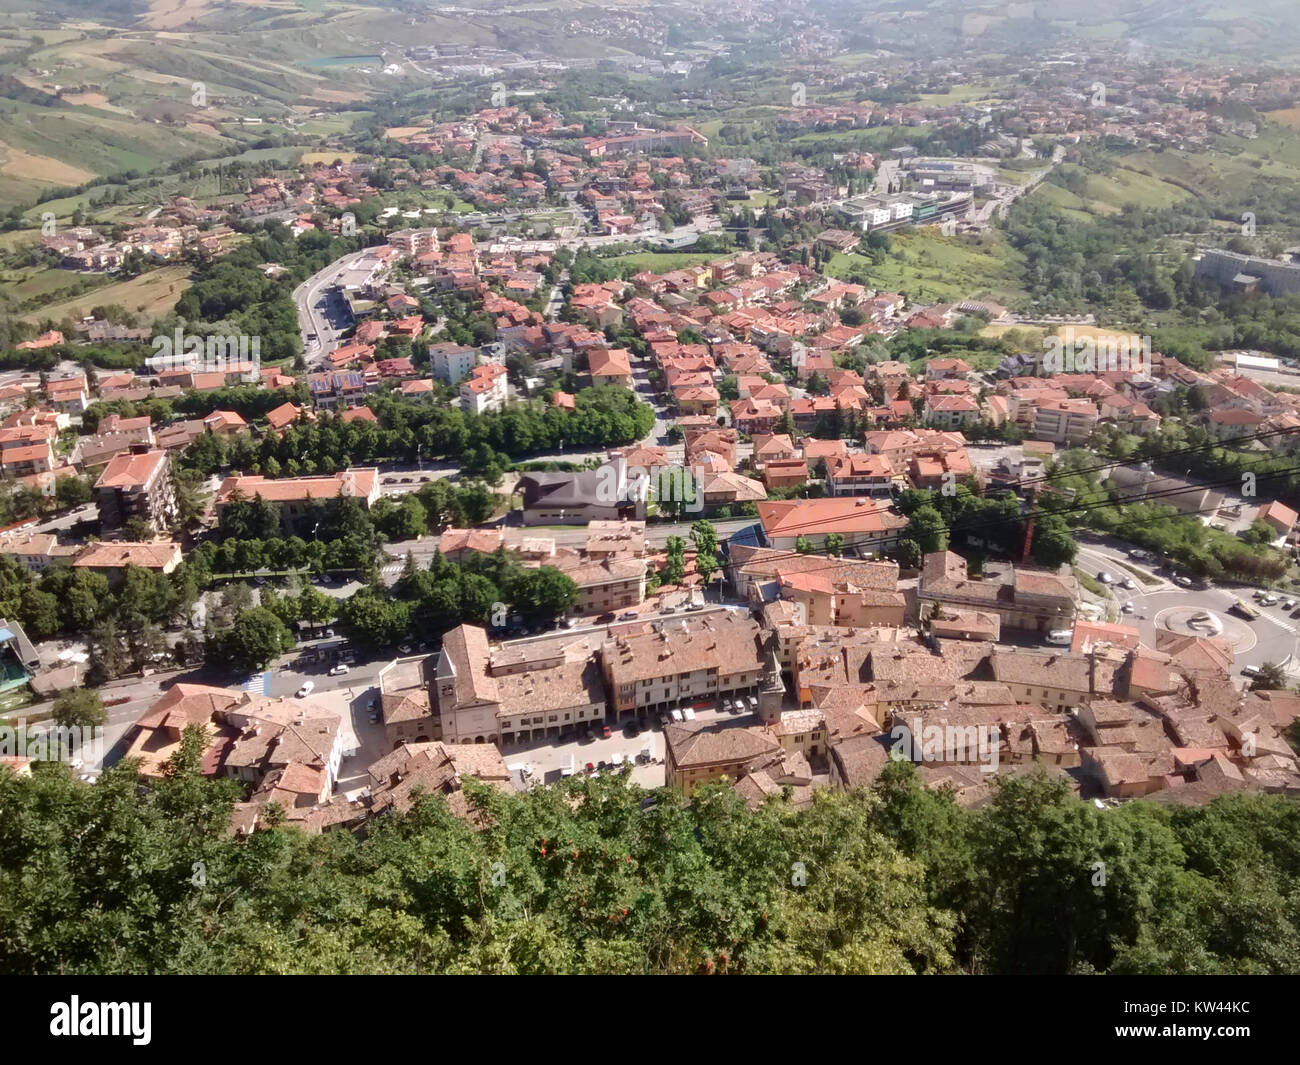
[296,682,315,698]
[1122,577,1136,590]
[328,664,350,677]
[399,643,413,655]
[1241,664,1263,678]
[1262,594,1279,606]
[1174,575,1194,587]
[1097,571,1114,584]
[595,612,616,623]
[616,611,638,621]
[1286,600,1298,611]
[1121,601,1135,613]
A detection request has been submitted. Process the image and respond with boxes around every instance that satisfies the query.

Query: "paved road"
[1075,539,1299,678]
[292,249,371,364]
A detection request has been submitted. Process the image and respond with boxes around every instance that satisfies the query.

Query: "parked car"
[1174,575,1194,588]
[1122,577,1136,590]
[1121,601,1135,613]
[328,664,350,677]
[670,709,684,722]
[682,707,696,721]
[616,611,638,621]
[747,696,759,712]
[368,709,380,723]
[1242,664,1263,678]
[1046,630,1073,646]
[296,682,315,698]
[1285,600,1297,611]
[601,725,612,739]
[1097,571,1114,584]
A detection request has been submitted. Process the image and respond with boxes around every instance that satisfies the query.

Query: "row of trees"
[3,752,1298,974]
[894,483,1077,570]
[338,549,580,649]
[171,386,656,481]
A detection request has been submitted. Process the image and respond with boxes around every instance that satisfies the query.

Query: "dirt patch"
[302,151,358,165]
[0,145,95,186]
[20,264,192,324]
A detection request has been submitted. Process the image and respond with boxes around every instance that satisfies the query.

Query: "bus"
[1232,598,1261,621]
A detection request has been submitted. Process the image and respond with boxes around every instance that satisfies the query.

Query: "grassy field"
[606,251,724,272]
[825,230,1026,305]
[19,265,192,324]
[2,267,107,307]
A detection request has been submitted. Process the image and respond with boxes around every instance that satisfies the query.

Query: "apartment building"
[757,496,908,552]
[918,551,1079,634]
[664,721,782,797]
[213,468,380,535]
[600,613,769,719]
[459,362,508,414]
[433,624,608,745]
[551,553,647,615]
[94,447,176,533]
[388,227,439,257]
[429,342,479,385]
[924,393,980,429]
[1032,398,1098,446]
[0,426,55,479]
[825,452,895,497]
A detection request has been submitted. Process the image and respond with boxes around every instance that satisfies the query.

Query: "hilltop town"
[4,0,1300,983]
[3,76,1300,829]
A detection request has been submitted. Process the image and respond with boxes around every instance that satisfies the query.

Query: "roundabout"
[1152,604,1256,654]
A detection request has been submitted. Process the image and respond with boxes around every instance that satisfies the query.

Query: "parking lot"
[500,697,759,788]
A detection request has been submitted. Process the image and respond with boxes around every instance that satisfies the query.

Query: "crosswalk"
[241,671,272,695]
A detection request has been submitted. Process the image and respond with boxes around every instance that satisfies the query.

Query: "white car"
[1046,630,1073,646]
[296,681,315,698]
[1122,577,1136,590]
[328,664,350,677]
[1121,601,1135,613]
[682,707,696,721]
[1097,572,1114,584]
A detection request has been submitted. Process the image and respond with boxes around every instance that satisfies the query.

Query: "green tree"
[207,607,293,673]
[51,688,107,730]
